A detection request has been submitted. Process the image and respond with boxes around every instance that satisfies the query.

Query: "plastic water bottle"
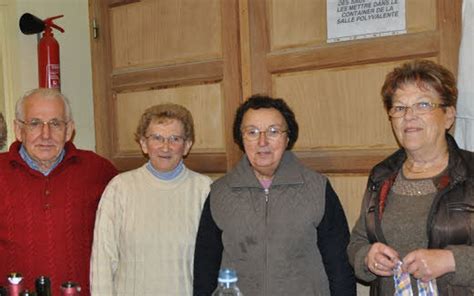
[211,268,244,296]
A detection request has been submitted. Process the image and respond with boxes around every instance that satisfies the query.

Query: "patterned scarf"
[393,261,438,296]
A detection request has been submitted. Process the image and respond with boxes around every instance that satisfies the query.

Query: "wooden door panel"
[109,0,222,69]
[91,0,460,173]
[115,83,225,154]
[247,0,461,174]
[329,175,368,229]
[268,0,436,51]
[269,0,325,50]
[90,0,241,173]
[273,62,400,150]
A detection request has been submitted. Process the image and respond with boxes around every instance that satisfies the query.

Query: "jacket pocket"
[447,202,474,212]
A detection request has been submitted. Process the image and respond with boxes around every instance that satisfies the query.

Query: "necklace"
[403,152,449,177]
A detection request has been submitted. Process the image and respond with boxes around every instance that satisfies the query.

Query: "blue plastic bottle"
[211,268,244,296]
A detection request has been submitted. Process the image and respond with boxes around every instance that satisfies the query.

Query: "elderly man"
[0,88,117,295]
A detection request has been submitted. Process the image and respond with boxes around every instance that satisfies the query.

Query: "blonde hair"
[135,103,195,143]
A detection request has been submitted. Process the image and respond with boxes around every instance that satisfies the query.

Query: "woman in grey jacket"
[194,95,355,296]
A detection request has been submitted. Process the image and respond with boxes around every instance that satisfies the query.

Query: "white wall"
[2,0,95,151]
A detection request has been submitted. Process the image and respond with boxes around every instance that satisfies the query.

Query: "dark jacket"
[194,151,355,296]
[348,134,474,295]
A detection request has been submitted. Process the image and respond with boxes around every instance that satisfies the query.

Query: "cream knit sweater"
[90,164,211,295]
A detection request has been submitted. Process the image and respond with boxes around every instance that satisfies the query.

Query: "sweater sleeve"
[317,181,356,296]
[445,244,474,286]
[347,187,378,283]
[90,179,122,296]
[193,195,223,296]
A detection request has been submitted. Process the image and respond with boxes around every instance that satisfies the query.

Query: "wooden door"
[89,0,242,175]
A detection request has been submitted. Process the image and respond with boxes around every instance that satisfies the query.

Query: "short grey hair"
[15,88,73,121]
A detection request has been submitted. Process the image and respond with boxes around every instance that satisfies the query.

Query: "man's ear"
[14,120,23,142]
[65,121,76,142]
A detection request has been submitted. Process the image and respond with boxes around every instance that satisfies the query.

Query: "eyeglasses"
[17,118,69,132]
[145,134,185,146]
[242,126,287,141]
[388,102,448,118]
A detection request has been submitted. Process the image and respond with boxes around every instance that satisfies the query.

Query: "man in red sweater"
[0,88,117,295]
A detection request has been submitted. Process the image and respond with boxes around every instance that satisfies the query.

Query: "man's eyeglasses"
[242,126,287,141]
[17,119,69,132]
[145,134,185,146]
[388,102,448,118]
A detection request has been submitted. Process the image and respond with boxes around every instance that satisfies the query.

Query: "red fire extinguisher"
[38,15,64,90]
[19,13,65,90]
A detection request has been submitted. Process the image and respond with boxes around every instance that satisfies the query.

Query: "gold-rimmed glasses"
[388,102,447,118]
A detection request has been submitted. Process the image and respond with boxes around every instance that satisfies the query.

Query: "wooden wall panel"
[268,0,437,51]
[261,0,458,176]
[115,83,225,154]
[90,0,241,173]
[273,62,401,150]
[328,174,368,230]
[91,0,460,178]
[268,0,325,50]
[109,0,222,69]
[408,0,436,32]
[328,175,371,295]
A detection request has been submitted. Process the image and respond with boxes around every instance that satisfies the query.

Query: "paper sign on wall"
[327,0,406,43]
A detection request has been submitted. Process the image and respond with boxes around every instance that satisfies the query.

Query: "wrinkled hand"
[365,242,399,276]
[402,249,455,282]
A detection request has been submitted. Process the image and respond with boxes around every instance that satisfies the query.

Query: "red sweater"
[0,141,117,295]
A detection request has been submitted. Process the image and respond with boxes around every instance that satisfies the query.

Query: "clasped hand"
[365,242,455,282]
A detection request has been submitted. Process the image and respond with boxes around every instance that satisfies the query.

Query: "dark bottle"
[60,281,81,296]
[35,276,51,296]
[0,286,7,296]
[19,290,37,296]
[7,273,24,296]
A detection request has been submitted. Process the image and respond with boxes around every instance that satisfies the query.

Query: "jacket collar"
[444,133,471,185]
[227,150,305,188]
[369,133,469,186]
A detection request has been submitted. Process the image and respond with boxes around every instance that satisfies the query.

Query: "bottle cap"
[35,276,50,284]
[7,273,23,284]
[60,281,81,294]
[19,290,37,296]
[217,268,238,283]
